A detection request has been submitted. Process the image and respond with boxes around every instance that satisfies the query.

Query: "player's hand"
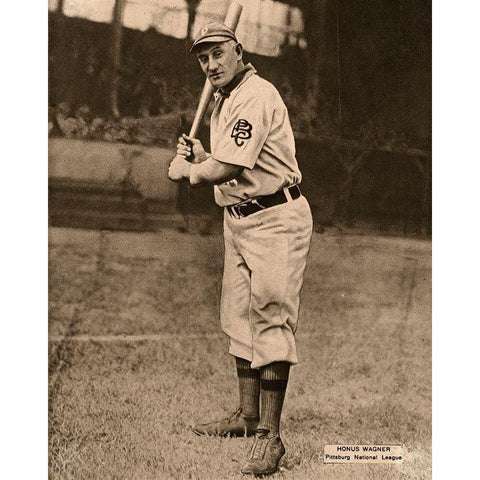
[168,155,191,182]
[177,134,208,164]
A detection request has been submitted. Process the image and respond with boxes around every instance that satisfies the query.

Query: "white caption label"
[324,445,404,463]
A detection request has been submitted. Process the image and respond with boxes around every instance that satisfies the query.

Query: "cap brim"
[190,35,236,53]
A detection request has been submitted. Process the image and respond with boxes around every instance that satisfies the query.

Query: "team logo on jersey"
[231,119,253,146]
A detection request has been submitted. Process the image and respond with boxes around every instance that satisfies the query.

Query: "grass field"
[48,227,431,480]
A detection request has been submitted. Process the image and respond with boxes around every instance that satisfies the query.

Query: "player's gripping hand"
[168,155,191,182]
[177,134,208,164]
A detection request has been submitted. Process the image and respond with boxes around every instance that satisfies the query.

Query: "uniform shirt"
[211,64,302,207]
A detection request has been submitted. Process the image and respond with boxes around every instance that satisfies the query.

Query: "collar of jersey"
[215,63,256,99]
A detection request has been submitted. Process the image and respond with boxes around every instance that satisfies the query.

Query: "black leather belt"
[227,185,301,218]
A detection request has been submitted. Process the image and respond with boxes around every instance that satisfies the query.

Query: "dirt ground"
[49,227,431,480]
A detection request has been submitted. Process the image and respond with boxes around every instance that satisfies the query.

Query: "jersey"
[210,64,302,207]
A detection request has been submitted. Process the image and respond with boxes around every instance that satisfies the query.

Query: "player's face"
[195,41,243,88]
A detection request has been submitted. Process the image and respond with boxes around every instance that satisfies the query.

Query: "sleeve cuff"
[214,155,255,170]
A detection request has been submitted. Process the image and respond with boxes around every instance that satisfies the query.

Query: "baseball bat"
[188,2,243,138]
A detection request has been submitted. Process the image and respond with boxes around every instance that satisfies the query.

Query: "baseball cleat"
[241,428,285,475]
[191,408,259,437]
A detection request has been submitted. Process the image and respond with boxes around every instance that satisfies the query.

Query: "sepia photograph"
[47,0,432,478]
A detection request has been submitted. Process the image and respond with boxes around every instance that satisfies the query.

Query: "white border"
[433,1,480,478]
[2,1,48,477]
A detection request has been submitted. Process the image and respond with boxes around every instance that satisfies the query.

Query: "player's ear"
[235,42,243,59]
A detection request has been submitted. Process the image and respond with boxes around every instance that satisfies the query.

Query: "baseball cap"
[190,22,238,52]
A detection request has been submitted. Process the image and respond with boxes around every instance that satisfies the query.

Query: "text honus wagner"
[324,445,404,463]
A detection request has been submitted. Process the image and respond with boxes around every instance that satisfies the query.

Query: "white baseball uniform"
[211,64,313,369]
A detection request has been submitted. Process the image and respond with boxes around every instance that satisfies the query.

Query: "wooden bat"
[188,2,243,138]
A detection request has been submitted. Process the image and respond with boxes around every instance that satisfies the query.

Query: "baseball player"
[168,22,312,476]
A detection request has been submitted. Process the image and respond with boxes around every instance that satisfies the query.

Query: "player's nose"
[208,57,219,72]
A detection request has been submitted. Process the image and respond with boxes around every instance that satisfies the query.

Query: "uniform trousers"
[220,194,313,369]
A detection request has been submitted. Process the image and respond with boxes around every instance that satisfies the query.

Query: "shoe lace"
[227,408,243,424]
[250,429,270,460]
